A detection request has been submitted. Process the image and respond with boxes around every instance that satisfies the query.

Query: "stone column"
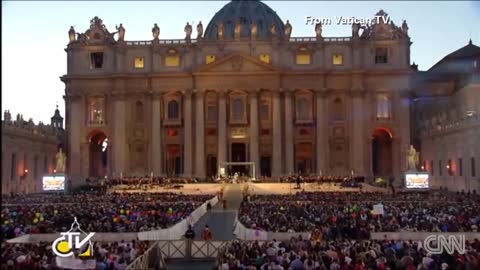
[112,97,127,178]
[67,96,83,188]
[195,90,206,179]
[351,90,365,176]
[397,91,411,181]
[284,90,294,174]
[249,90,260,180]
[315,90,327,175]
[151,94,163,176]
[217,91,227,177]
[272,90,283,177]
[183,90,193,177]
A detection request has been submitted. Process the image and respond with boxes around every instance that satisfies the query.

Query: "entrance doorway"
[231,143,247,175]
[166,144,181,176]
[260,156,271,177]
[89,131,108,178]
[295,143,313,175]
[372,128,393,177]
[207,155,217,177]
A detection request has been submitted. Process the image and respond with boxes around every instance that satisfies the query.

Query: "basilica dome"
[204,0,285,40]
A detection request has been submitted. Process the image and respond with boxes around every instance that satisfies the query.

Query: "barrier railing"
[137,196,218,241]
[191,240,229,258]
[126,241,166,270]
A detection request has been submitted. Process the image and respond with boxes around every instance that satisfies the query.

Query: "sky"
[2,1,479,124]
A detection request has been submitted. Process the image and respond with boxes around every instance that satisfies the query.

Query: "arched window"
[376,94,391,119]
[333,98,343,121]
[297,97,310,120]
[167,100,179,119]
[232,98,244,121]
[135,101,144,123]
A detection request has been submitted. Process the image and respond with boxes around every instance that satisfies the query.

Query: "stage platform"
[108,182,388,195]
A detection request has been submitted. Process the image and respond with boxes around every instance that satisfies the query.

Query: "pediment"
[194,53,280,74]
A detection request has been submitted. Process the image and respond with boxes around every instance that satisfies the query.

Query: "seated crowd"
[1,240,148,270]
[105,176,202,187]
[218,236,480,270]
[238,191,480,235]
[1,192,212,240]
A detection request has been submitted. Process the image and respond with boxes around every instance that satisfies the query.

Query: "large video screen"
[405,173,429,189]
[42,175,65,191]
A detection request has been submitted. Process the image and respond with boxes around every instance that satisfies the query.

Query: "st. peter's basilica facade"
[61,0,479,190]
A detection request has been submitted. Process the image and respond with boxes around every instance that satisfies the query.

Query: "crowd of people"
[238,191,480,235]
[1,192,213,240]
[1,240,148,270]
[218,236,480,270]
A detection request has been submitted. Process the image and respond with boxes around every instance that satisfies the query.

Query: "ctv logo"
[424,234,466,255]
[52,217,95,258]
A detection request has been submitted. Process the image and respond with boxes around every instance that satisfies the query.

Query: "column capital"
[272,89,282,97]
[349,89,366,98]
[151,92,163,100]
[217,89,227,97]
[182,89,193,96]
[193,89,206,98]
[314,88,330,98]
[283,88,294,96]
[247,89,259,98]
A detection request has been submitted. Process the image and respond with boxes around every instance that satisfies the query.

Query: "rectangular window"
[332,54,343,65]
[259,54,270,64]
[90,52,104,69]
[472,157,476,177]
[375,48,388,64]
[206,55,216,64]
[165,56,180,67]
[431,160,434,175]
[459,158,463,176]
[296,54,311,65]
[134,57,145,69]
[260,104,269,121]
[207,106,217,122]
[439,160,442,176]
[11,153,16,180]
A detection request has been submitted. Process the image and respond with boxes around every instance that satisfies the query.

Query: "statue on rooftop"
[116,23,125,42]
[402,20,409,35]
[197,21,203,39]
[152,23,160,40]
[184,22,193,40]
[352,22,360,38]
[270,23,277,37]
[68,26,76,43]
[250,21,258,39]
[55,148,67,173]
[315,22,323,40]
[217,22,225,40]
[284,20,292,39]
